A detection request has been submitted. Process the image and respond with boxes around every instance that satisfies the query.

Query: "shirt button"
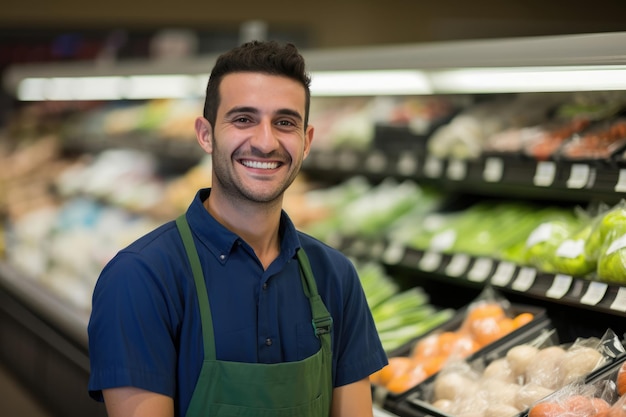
[262,282,268,290]
[265,338,272,346]
[219,254,225,260]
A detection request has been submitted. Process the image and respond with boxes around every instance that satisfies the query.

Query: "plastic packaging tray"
[392,331,625,417]
[373,302,551,412]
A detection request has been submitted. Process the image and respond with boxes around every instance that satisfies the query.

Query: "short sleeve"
[329,257,389,387]
[87,251,179,400]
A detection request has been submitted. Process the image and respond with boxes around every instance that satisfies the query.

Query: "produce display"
[482,91,626,159]
[559,118,626,161]
[1,90,626,417]
[301,177,443,242]
[369,289,539,395]
[528,354,626,417]
[427,94,561,160]
[356,260,455,353]
[404,201,576,263]
[421,329,624,417]
[525,201,626,284]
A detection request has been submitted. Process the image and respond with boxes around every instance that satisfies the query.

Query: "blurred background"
[2,3,626,417]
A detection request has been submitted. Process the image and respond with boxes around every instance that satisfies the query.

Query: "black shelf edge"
[302,148,626,204]
[334,235,626,319]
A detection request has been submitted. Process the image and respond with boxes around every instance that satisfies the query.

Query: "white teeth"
[241,160,279,169]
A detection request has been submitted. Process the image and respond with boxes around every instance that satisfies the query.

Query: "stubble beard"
[212,150,302,207]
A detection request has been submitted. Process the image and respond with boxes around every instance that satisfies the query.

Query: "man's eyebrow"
[224,106,259,117]
[224,106,303,121]
[276,108,303,121]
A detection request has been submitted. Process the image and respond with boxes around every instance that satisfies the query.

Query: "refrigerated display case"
[2,31,626,417]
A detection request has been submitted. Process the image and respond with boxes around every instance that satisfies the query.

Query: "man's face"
[205,72,313,205]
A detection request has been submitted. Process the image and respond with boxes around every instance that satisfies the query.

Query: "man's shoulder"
[122,220,178,254]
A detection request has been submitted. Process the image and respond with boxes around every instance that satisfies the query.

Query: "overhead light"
[16,74,209,101]
[429,66,626,93]
[310,70,432,96]
[124,75,206,99]
[13,65,626,101]
[15,70,432,100]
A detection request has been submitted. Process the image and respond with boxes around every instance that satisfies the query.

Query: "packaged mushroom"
[410,329,625,417]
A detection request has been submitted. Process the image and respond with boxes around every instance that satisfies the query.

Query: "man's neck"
[204,190,282,270]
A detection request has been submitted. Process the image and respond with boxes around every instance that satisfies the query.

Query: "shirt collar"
[186,188,301,264]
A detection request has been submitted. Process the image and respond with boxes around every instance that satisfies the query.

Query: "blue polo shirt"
[88,188,387,416]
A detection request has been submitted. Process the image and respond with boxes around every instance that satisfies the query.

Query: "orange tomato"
[375,356,416,386]
[437,331,463,355]
[465,302,505,324]
[421,354,447,377]
[386,365,427,393]
[617,361,626,396]
[590,397,611,415]
[412,333,440,359]
[563,395,595,416]
[469,315,503,346]
[513,312,534,328]
[528,401,566,417]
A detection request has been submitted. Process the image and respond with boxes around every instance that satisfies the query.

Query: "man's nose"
[250,119,279,153]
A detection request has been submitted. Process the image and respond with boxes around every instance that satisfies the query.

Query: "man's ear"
[303,124,314,159]
[195,117,213,154]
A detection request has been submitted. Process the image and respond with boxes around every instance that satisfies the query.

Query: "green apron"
[176,215,333,417]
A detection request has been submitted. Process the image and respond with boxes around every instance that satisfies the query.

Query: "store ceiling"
[2,0,626,48]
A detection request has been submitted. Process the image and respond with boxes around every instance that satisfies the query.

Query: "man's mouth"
[240,159,280,170]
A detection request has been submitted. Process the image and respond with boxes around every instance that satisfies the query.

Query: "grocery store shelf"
[0,262,106,417]
[302,148,626,205]
[334,235,626,320]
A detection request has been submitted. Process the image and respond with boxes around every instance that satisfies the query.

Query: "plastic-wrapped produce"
[558,118,626,161]
[427,329,623,417]
[428,94,560,160]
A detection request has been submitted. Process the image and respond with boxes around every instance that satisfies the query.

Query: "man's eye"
[277,120,294,126]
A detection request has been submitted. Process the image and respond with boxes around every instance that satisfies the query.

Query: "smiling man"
[87,40,388,417]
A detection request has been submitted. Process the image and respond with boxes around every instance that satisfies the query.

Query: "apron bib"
[176,215,333,417]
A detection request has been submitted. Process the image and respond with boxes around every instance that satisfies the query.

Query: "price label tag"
[546,274,572,299]
[610,287,626,312]
[491,262,516,287]
[483,157,504,183]
[419,251,442,272]
[512,267,536,292]
[533,161,556,187]
[396,152,418,176]
[337,150,359,171]
[566,164,592,189]
[423,155,443,178]
[616,169,626,193]
[365,151,387,173]
[381,241,405,265]
[580,281,608,306]
[446,253,470,277]
[468,257,493,282]
[447,159,467,181]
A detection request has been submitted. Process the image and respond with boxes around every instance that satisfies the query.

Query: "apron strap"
[296,249,333,338]
[177,213,332,360]
[176,214,217,360]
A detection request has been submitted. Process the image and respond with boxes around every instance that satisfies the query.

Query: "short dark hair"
[202,40,311,129]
